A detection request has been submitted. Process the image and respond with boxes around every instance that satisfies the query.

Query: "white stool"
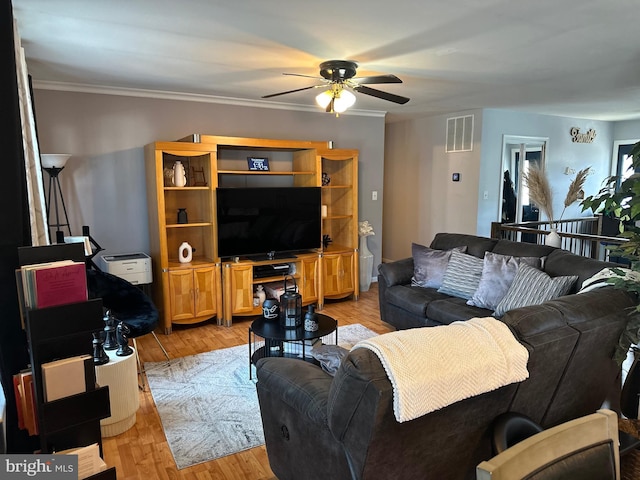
[95,348,139,437]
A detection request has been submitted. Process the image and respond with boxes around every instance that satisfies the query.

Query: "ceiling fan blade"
[283,73,323,80]
[262,85,319,99]
[353,84,410,104]
[352,74,403,85]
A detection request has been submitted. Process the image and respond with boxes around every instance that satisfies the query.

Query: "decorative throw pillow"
[493,263,578,317]
[467,252,543,310]
[411,243,467,289]
[437,251,484,300]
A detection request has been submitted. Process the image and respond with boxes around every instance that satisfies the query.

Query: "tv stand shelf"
[146,136,359,329]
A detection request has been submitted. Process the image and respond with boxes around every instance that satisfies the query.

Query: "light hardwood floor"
[102,283,392,480]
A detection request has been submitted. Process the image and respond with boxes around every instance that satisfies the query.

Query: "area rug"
[144,323,378,469]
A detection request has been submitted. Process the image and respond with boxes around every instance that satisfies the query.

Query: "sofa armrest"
[377,257,414,287]
[256,357,334,424]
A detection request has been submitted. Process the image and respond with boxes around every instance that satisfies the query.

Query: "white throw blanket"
[352,317,529,423]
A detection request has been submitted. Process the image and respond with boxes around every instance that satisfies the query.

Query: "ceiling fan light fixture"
[315,90,333,109]
[333,89,356,113]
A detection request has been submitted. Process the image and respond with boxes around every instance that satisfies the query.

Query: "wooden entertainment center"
[144,135,359,333]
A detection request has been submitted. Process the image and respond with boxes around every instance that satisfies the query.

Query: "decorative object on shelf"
[280,275,302,329]
[103,309,118,350]
[322,172,331,186]
[321,205,328,218]
[359,220,375,292]
[173,160,187,187]
[177,208,188,224]
[322,234,332,248]
[163,168,174,186]
[116,321,134,356]
[178,241,193,263]
[262,298,279,320]
[304,305,319,332]
[256,284,266,306]
[247,157,270,171]
[92,331,109,365]
[41,153,73,239]
[190,165,207,186]
[523,165,591,248]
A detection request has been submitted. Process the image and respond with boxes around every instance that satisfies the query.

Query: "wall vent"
[446,115,474,153]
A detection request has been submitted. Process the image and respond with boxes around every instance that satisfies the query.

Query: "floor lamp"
[41,154,72,243]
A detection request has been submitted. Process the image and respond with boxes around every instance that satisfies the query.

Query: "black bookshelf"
[18,243,116,480]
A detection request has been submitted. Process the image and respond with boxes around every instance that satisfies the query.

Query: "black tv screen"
[216,187,322,258]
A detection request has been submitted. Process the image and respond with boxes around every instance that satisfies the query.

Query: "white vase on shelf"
[359,235,374,292]
[546,227,562,248]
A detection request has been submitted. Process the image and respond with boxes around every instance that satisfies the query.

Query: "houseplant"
[581,140,640,366]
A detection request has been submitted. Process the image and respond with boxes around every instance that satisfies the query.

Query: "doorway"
[500,136,548,223]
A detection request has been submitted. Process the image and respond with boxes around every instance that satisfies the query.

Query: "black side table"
[248,313,337,379]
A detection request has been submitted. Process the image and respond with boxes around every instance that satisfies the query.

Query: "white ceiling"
[12,0,640,123]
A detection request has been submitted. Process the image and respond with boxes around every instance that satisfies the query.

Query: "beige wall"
[383,110,482,262]
[33,89,386,273]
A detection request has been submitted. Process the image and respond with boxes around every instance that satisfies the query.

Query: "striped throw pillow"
[493,263,577,317]
[437,251,485,300]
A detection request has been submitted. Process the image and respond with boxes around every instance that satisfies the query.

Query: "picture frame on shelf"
[247,157,270,171]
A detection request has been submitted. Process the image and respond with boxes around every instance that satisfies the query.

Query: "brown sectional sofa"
[255,233,634,479]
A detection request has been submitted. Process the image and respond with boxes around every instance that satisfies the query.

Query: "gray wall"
[33,89,386,274]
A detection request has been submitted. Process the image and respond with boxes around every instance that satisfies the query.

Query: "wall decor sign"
[247,157,270,171]
[570,127,596,143]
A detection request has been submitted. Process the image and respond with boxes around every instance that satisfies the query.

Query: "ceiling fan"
[262,60,410,114]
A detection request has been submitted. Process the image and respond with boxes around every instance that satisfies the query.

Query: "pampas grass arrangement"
[523,166,590,227]
[523,165,554,224]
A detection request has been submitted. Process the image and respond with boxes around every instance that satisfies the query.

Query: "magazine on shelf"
[41,354,94,402]
[19,260,87,310]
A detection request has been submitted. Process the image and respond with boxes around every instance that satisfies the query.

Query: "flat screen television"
[216,187,322,259]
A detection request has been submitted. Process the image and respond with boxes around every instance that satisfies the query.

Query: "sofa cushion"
[430,233,498,258]
[437,251,484,300]
[544,249,619,293]
[492,239,556,258]
[467,252,543,310]
[411,243,467,289]
[494,264,578,317]
[426,297,493,325]
[386,285,451,317]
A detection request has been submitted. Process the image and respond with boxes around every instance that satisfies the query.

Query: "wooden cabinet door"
[229,264,254,314]
[168,269,196,321]
[322,254,342,297]
[300,256,319,303]
[339,252,355,294]
[194,266,217,318]
[322,253,355,297]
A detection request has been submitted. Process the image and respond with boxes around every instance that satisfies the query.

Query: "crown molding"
[31,80,387,118]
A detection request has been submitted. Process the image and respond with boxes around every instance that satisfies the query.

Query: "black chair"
[478,409,620,479]
[87,268,169,389]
